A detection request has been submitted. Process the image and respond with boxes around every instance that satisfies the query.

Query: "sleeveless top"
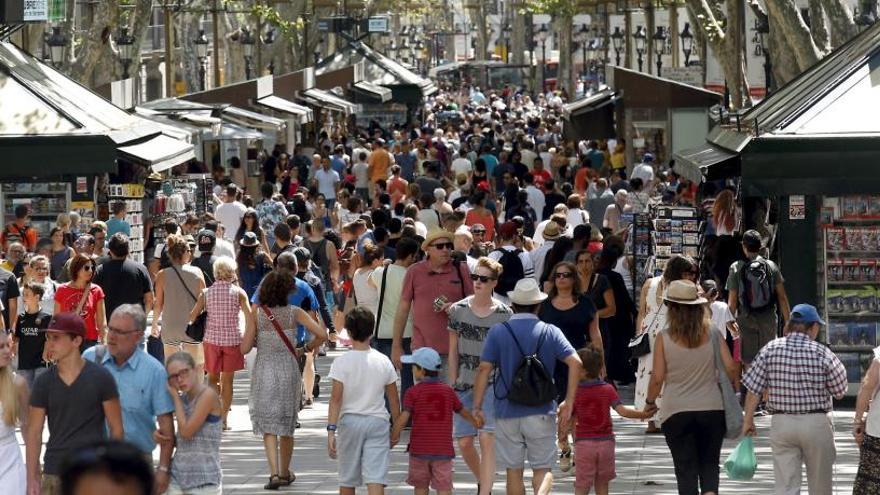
[658,330,723,424]
[161,264,203,344]
[538,295,597,350]
[352,268,378,318]
[205,280,242,347]
[170,388,222,490]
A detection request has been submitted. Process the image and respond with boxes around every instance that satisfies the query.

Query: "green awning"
[0,134,117,178]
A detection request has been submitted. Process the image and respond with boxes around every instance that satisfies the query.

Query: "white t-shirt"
[632,163,655,183]
[314,169,340,199]
[215,201,247,241]
[417,209,441,231]
[352,162,370,188]
[566,208,589,228]
[709,301,735,337]
[328,348,398,421]
[370,264,413,339]
[451,157,473,177]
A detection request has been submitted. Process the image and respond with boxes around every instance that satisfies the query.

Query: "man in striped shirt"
[742,303,847,495]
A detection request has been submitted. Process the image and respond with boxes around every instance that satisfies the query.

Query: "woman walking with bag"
[153,234,206,371]
[634,255,697,433]
[188,256,253,431]
[54,254,106,351]
[242,270,326,490]
[645,280,738,495]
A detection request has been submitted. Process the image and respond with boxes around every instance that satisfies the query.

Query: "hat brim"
[663,296,708,305]
[543,231,561,240]
[790,317,826,326]
[421,231,454,251]
[508,291,549,306]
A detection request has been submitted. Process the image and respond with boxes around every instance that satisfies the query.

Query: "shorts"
[574,439,617,490]
[164,342,205,367]
[454,387,496,437]
[495,414,557,470]
[203,342,244,373]
[337,414,390,487]
[738,313,777,363]
[41,474,61,495]
[407,457,453,490]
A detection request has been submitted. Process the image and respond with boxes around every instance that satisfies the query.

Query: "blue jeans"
[372,337,413,408]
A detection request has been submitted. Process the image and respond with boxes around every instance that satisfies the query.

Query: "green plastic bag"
[724,437,757,481]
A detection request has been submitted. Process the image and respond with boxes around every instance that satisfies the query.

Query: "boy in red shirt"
[561,346,655,495]
[391,347,480,495]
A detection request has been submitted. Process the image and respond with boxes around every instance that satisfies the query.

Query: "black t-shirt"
[190,253,217,287]
[543,192,567,220]
[93,258,152,317]
[14,310,51,369]
[512,162,530,181]
[0,268,20,328]
[30,360,119,474]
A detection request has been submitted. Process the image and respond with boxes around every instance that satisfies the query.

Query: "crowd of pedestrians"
[0,81,872,495]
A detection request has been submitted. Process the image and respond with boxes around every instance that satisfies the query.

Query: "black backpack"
[494,322,556,406]
[738,257,774,312]
[493,248,525,296]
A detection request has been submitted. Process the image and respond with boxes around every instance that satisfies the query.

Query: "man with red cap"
[25,313,123,495]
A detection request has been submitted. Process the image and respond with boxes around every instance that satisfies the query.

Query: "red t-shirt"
[572,380,621,441]
[54,283,105,341]
[532,169,552,191]
[403,379,462,458]
[401,261,474,355]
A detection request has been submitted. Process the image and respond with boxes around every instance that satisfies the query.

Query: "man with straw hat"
[391,229,474,380]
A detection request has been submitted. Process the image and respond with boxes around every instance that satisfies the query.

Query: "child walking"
[391,347,480,495]
[561,346,656,495]
[328,307,400,495]
[13,282,51,389]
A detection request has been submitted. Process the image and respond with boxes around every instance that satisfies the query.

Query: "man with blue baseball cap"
[741,303,846,494]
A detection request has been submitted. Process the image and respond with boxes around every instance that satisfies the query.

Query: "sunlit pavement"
[18,346,859,494]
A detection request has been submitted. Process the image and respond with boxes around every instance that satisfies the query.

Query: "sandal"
[264,475,284,490]
[279,472,296,486]
[559,448,573,472]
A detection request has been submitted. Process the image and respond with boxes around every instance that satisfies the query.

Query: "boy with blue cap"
[392,347,481,495]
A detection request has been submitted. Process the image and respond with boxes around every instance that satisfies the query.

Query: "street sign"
[660,66,704,87]
[1,0,48,22]
[23,0,46,21]
[367,16,389,33]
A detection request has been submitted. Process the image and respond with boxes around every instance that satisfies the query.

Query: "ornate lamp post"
[754,18,772,95]
[575,24,590,81]
[46,26,67,68]
[680,22,694,66]
[535,24,549,92]
[263,27,276,74]
[115,27,135,79]
[632,25,647,72]
[240,26,256,79]
[194,29,209,91]
[855,1,878,31]
[610,26,625,66]
[652,26,666,75]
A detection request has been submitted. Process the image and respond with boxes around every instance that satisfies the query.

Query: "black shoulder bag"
[372,267,391,339]
[171,266,207,342]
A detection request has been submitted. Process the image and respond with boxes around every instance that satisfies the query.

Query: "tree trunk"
[510,3,526,65]
[765,0,820,71]
[68,1,114,85]
[809,0,830,52]
[555,14,574,96]
[820,0,857,47]
[179,13,201,92]
[768,16,800,86]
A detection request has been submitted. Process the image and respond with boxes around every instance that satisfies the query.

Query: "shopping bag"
[724,436,757,481]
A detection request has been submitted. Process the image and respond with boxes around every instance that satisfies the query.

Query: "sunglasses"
[430,242,454,250]
[472,230,486,235]
[470,274,497,283]
[82,265,94,272]
[554,272,575,279]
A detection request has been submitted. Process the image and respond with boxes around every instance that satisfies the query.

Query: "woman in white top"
[351,242,383,318]
[0,332,27,494]
[854,346,880,493]
[18,255,57,313]
[634,255,698,433]
[564,194,589,228]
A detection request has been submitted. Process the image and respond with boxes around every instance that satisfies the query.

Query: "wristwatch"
[156,465,170,473]
[646,399,656,405]
[326,424,338,432]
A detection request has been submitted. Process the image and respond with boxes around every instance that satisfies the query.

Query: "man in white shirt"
[523,174,546,222]
[451,148,473,178]
[530,221,561,283]
[631,153,656,184]
[313,158,341,209]
[214,184,247,241]
[519,141,538,172]
[352,150,370,202]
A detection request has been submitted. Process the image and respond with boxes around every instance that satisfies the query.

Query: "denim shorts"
[454,387,496,438]
[337,414,390,487]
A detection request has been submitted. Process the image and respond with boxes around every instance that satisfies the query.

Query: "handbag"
[711,329,744,439]
[629,308,662,359]
[172,266,207,342]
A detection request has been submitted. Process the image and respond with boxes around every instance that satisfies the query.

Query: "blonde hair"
[55,213,71,229]
[666,302,710,348]
[0,335,18,426]
[476,256,503,278]
[213,256,238,282]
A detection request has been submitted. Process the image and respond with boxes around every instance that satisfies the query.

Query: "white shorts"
[337,414,391,487]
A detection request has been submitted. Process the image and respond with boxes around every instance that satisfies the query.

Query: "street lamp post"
[680,22,694,66]
[46,26,67,68]
[194,29,209,91]
[240,27,255,79]
[414,39,425,74]
[575,24,589,81]
[115,27,135,79]
[754,19,772,95]
[633,25,647,72]
[263,27,276,74]
[535,24,549,92]
[503,23,512,63]
[855,0,878,31]
[652,26,666,75]
[610,26,624,66]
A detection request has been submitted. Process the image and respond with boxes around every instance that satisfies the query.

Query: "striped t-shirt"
[447,297,512,390]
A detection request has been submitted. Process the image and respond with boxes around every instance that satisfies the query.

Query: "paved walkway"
[18,345,861,494]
